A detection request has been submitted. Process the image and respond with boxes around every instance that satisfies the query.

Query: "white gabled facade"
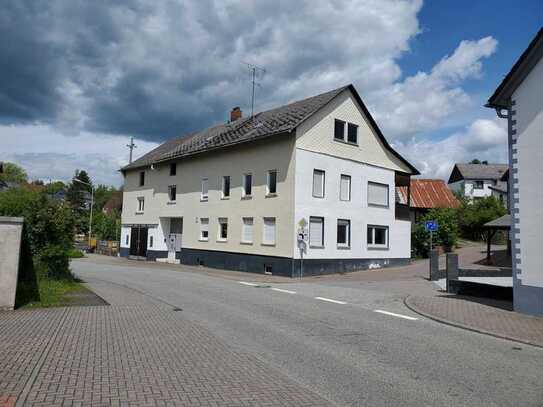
[120,86,416,276]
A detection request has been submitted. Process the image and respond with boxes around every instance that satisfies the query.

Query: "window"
[474,180,484,189]
[334,119,345,141]
[137,197,144,212]
[218,218,228,241]
[139,171,145,186]
[340,174,351,201]
[262,217,276,245]
[337,219,350,248]
[169,163,176,176]
[241,217,254,243]
[201,178,209,201]
[267,170,277,195]
[368,182,389,207]
[309,217,324,247]
[347,123,358,144]
[199,218,209,241]
[367,225,388,249]
[222,176,230,198]
[168,185,176,201]
[243,174,252,197]
[149,236,153,248]
[313,169,325,198]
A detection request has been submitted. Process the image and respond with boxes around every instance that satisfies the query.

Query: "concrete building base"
[0,217,24,310]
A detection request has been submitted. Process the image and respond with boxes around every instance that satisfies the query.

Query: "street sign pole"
[430,230,433,252]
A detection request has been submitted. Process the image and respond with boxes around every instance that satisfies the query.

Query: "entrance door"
[129,226,148,258]
[168,218,183,261]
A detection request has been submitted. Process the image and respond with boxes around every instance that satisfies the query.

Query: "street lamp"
[73,178,94,251]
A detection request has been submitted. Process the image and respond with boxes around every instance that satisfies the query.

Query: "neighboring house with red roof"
[397,179,460,224]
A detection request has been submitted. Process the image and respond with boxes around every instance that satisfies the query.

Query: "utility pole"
[244,63,266,117]
[127,137,137,164]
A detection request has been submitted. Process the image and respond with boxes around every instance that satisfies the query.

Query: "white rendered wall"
[512,56,543,288]
[293,148,411,260]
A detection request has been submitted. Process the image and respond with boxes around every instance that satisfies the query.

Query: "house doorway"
[167,218,183,263]
[129,226,148,259]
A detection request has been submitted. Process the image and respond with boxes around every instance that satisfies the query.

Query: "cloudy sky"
[1,1,541,185]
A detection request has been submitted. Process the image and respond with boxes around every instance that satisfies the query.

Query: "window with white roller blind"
[313,169,325,198]
[199,218,209,241]
[241,217,254,243]
[309,217,324,248]
[367,182,389,207]
[340,174,351,201]
[262,217,276,245]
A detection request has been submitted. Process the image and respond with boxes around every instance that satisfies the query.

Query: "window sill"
[261,243,276,247]
[200,197,208,202]
[368,245,389,251]
[339,199,351,202]
[312,195,325,199]
[333,138,358,147]
[216,239,228,243]
[198,239,209,242]
[368,204,390,209]
[221,196,230,200]
[167,201,176,205]
[337,245,351,250]
[265,193,278,198]
[135,211,144,215]
[240,241,253,245]
[241,196,253,200]
[309,245,324,249]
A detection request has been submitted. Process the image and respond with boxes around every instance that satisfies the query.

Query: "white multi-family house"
[486,27,543,316]
[447,163,508,201]
[120,84,418,277]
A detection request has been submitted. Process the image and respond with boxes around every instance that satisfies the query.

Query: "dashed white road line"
[374,309,418,321]
[315,296,347,305]
[239,281,259,286]
[271,287,297,294]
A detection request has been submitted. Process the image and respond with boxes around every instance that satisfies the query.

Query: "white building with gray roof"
[120,84,418,276]
[447,163,508,201]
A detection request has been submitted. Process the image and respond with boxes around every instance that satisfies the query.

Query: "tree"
[457,196,506,241]
[412,208,459,258]
[0,162,28,184]
[66,169,92,210]
[93,211,121,241]
[470,159,481,164]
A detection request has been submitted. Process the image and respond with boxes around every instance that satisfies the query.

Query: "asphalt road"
[72,256,543,407]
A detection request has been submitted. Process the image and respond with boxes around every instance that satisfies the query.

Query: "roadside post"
[425,220,439,281]
[297,218,308,279]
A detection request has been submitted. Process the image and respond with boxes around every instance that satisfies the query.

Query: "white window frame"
[137,197,144,212]
[241,217,254,244]
[199,218,209,241]
[222,176,230,199]
[340,174,351,201]
[201,178,209,201]
[313,169,325,198]
[367,225,389,249]
[367,181,389,207]
[266,170,278,196]
[309,216,324,248]
[337,219,350,248]
[262,217,276,246]
[242,173,253,198]
[347,122,358,144]
[217,218,228,241]
[168,185,176,201]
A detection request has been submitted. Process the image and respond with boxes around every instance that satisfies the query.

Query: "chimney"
[230,106,242,122]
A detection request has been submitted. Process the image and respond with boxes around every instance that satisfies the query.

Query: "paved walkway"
[405,294,543,348]
[0,280,332,406]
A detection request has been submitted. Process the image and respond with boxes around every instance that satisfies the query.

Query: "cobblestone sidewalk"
[405,295,543,348]
[0,280,332,406]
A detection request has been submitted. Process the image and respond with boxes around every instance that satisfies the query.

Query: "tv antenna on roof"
[127,136,137,164]
[243,62,266,117]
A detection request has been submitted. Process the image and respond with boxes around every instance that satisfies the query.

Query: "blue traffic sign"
[425,220,439,232]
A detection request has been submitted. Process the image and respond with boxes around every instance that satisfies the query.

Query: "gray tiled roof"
[123,85,349,171]
[484,214,511,229]
[454,163,509,180]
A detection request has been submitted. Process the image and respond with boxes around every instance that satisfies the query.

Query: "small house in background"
[103,191,123,215]
[397,179,460,223]
[489,168,509,208]
[447,163,508,201]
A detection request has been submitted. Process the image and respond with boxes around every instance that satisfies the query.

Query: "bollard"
[445,253,459,293]
[429,249,439,281]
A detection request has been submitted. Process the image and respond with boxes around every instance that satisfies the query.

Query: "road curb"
[403,295,543,349]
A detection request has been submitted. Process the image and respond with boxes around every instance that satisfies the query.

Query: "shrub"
[37,244,73,280]
[412,208,459,258]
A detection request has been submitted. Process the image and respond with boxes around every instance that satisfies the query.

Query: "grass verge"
[17,277,93,309]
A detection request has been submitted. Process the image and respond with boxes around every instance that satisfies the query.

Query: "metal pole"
[430,230,433,252]
[88,186,94,250]
[300,248,303,279]
[251,67,256,117]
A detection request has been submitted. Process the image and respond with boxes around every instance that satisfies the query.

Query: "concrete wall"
[121,135,297,259]
[511,56,543,315]
[293,148,411,262]
[0,217,23,310]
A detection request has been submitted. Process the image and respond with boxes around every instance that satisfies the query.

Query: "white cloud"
[0,124,158,185]
[395,117,508,179]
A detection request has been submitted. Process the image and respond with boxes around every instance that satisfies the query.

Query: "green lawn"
[17,277,91,308]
